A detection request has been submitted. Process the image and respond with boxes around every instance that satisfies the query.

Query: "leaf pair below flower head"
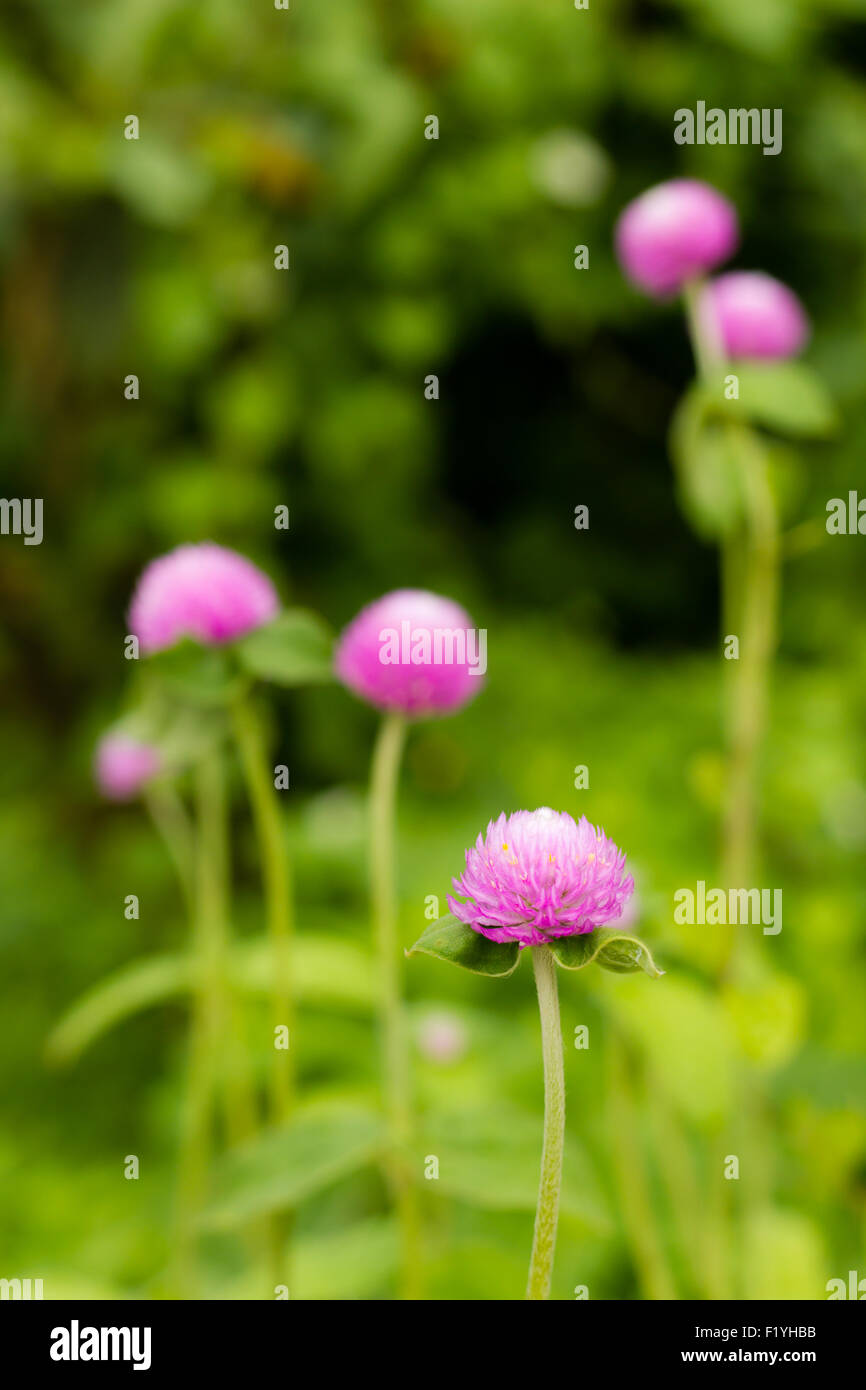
[143,609,335,708]
[406,914,663,980]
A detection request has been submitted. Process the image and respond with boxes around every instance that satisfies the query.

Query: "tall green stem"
[607,1034,677,1299]
[171,753,228,1295]
[682,277,779,978]
[232,694,295,1121]
[719,428,779,975]
[369,711,421,1299]
[526,944,566,1300]
[232,692,296,1289]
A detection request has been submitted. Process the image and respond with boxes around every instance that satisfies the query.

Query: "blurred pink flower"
[95,734,160,801]
[128,543,279,654]
[448,807,634,947]
[417,1010,468,1064]
[702,271,809,359]
[615,179,739,298]
[334,588,484,718]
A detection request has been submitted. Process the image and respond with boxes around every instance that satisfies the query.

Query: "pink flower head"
[334,588,485,718]
[128,543,279,654]
[615,178,739,298]
[702,271,809,360]
[95,734,160,801]
[448,807,634,947]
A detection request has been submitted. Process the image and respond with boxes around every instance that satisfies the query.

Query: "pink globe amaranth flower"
[615,178,739,298]
[702,271,810,360]
[334,588,485,718]
[418,1010,468,1065]
[95,734,160,801]
[448,807,634,947]
[128,543,280,654]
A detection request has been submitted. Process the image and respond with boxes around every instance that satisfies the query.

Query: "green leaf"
[406,914,520,977]
[549,929,664,978]
[144,640,246,706]
[201,1102,384,1229]
[46,955,192,1065]
[47,935,377,1065]
[669,389,744,541]
[235,608,334,687]
[731,362,837,438]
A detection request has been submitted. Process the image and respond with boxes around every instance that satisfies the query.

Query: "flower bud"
[128,543,279,654]
[95,734,160,801]
[615,178,739,298]
[702,271,809,359]
[335,589,484,718]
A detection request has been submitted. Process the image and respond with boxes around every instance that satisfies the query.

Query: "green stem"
[171,753,228,1296]
[369,711,421,1300]
[683,276,726,380]
[232,693,295,1124]
[526,944,566,1300]
[682,277,779,978]
[719,428,779,976]
[646,1083,702,1295]
[606,1032,677,1300]
[144,782,195,918]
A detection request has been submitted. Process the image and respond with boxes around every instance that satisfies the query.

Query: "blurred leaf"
[740,1207,826,1299]
[204,357,301,459]
[236,934,375,1012]
[202,1103,384,1229]
[422,1105,610,1232]
[771,1047,866,1112]
[731,362,838,439]
[48,935,377,1064]
[606,977,737,1130]
[292,1217,398,1299]
[235,609,334,687]
[46,955,191,1067]
[723,974,806,1068]
[669,389,743,541]
[550,929,664,978]
[407,914,520,977]
[144,641,247,706]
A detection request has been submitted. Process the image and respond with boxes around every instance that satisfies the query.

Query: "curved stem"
[369,711,421,1299]
[526,944,566,1300]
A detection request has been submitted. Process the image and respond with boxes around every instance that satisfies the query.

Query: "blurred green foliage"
[1,0,866,1299]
